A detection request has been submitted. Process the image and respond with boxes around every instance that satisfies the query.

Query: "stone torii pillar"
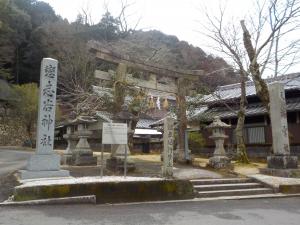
[20,58,69,179]
[176,77,192,163]
[114,63,127,113]
[260,82,299,177]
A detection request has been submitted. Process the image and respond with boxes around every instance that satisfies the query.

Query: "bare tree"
[201,6,250,163]
[199,0,300,161]
[240,0,300,111]
[56,41,114,116]
[103,0,142,36]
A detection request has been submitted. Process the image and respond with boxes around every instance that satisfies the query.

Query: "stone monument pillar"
[162,116,174,178]
[260,82,299,177]
[207,116,231,169]
[20,58,69,179]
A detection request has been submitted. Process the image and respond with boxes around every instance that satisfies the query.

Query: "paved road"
[1,197,300,225]
[0,149,31,176]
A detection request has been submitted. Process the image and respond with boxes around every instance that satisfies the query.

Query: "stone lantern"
[106,104,136,171]
[207,116,231,169]
[71,115,97,166]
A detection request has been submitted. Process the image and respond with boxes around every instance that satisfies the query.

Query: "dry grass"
[192,155,267,176]
[233,161,266,176]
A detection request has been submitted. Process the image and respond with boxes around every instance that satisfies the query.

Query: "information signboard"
[102,123,128,144]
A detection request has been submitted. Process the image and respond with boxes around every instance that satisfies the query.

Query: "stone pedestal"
[20,58,69,180]
[20,154,69,179]
[71,123,97,166]
[106,144,135,172]
[209,156,231,169]
[260,155,300,177]
[106,157,136,172]
[267,155,298,169]
[260,82,299,177]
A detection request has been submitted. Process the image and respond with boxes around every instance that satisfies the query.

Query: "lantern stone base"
[266,155,298,169]
[208,156,232,169]
[106,157,136,172]
[71,151,97,166]
[61,153,73,165]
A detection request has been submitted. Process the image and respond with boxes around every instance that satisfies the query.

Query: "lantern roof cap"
[68,115,97,125]
[113,104,136,121]
[207,116,231,129]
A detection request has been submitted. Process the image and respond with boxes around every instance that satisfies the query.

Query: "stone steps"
[197,188,273,198]
[191,178,253,185]
[194,182,263,191]
[191,178,274,198]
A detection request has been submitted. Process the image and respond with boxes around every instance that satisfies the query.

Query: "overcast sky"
[43,0,300,76]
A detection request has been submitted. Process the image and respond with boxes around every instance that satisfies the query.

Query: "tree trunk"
[128,112,139,151]
[235,70,249,163]
[240,20,270,113]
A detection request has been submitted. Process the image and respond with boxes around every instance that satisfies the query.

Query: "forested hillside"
[0,0,239,89]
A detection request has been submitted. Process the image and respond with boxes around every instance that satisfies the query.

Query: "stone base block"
[61,154,73,165]
[208,156,232,169]
[267,155,298,169]
[161,166,173,178]
[19,170,70,180]
[71,155,97,166]
[260,168,300,178]
[174,149,187,163]
[106,157,136,172]
[26,154,61,171]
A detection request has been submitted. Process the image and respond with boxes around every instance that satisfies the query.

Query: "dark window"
[231,126,266,144]
[246,127,265,143]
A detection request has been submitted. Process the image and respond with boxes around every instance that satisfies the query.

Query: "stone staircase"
[191,178,275,199]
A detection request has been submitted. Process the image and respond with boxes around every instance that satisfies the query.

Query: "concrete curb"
[248,174,300,193]
[94,193,300,207]
[2,193,300,207]
[0,195,96,206]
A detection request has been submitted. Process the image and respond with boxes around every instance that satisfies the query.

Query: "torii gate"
[88,40,204,162]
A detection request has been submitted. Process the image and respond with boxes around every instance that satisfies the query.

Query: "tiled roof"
[95,111,113,123]
[202,73,300,103]
[194,97,300,122]
[96,111,158,129]
[190,73,300,122]
[136,119,158,129]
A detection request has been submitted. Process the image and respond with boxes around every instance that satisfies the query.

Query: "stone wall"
[14,179,195,204]
[0,118,31,146]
